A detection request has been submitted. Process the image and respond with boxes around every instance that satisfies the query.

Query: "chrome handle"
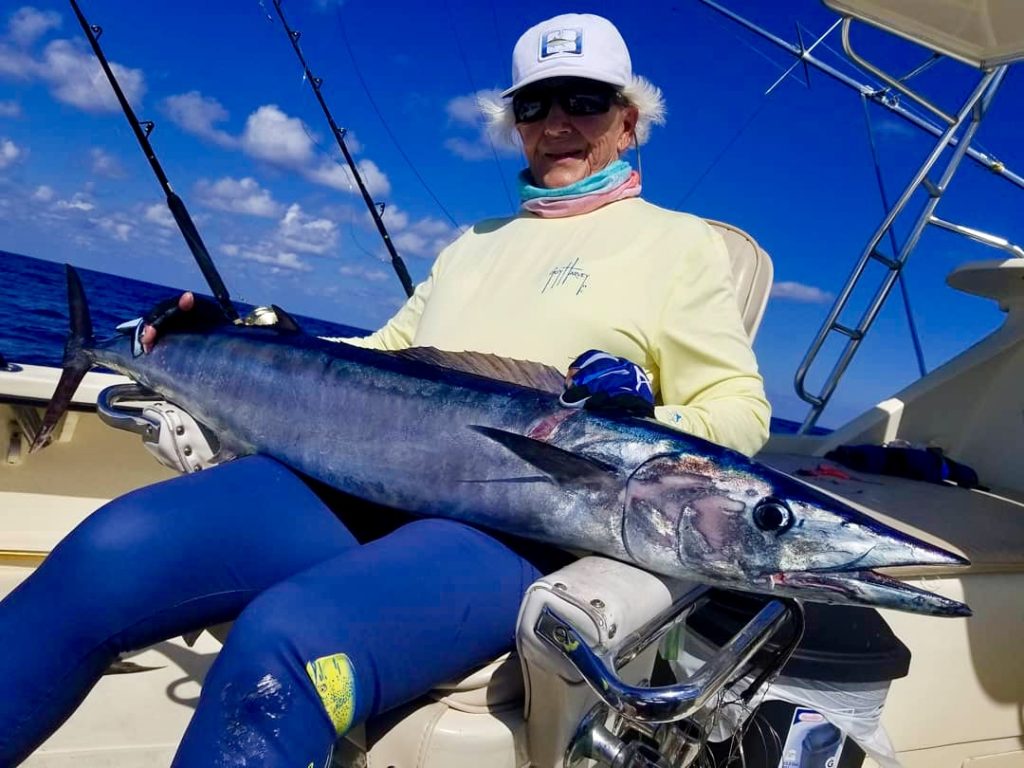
[96,384,163,441]
[535,597,795,724]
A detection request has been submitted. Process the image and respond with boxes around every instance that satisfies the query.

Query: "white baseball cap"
[501,14,632,97]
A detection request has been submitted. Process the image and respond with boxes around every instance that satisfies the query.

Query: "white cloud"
[95,215,133,242]
[222,242,312,272]
[144,202,175,229]
[306,157,390,197]
[162,91,236,148]
[446,91,490,127]
[90,147,124,178]
[8,7,61,47]
[277,203,337,255]
[0,137,22,168]
[40,39,145,113]
[380,204,456,258]
[444,89,518,162]
[54,192,94,212]
[444,136,494,161]
[771,281,834,304]
[342,130,362,154]
[241,104,314,167]
[32,184,53,201]
[238,105,391,197]
[218,202,344,276]
[340,264,389,282]
[392,230,431,255]
[353,159,390,197]
[0,43,36,79]
[196,176,282,218]
[872,117,915,138]
[379,204,408,230]
[0,99,21,117]
[158,99,392,200]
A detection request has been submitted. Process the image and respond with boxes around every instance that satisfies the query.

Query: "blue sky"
[1,0,1022,426]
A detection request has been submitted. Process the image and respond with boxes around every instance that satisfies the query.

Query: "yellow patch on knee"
[305,652,357,735]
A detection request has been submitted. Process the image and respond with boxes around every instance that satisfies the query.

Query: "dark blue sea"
[0,250,363,368]
[0,250,811,434]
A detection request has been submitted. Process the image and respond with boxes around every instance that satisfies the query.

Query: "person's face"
[515,80,638,189]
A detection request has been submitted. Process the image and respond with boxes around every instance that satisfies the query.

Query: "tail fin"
[30,265,94,453]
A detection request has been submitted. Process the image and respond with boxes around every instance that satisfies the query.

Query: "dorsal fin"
[393,347,564,394]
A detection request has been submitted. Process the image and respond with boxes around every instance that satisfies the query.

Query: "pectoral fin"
[469,425,619,488]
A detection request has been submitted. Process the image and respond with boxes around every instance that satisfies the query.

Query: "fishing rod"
[68,0,239,321]
[267,0,415,298]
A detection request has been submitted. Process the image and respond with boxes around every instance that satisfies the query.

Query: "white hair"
[477,75,667,150]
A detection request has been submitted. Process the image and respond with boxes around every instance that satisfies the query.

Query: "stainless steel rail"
[96,384,163,439]
[613,584,711,670]
[794,61,1008,431]
[534,598,794,725]
[929,217,1024,260]
[840,18,954,125]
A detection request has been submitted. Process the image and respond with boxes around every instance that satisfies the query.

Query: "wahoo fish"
[34,266,970,617]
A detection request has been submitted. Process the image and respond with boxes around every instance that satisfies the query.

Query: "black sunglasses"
[512,82,622,124]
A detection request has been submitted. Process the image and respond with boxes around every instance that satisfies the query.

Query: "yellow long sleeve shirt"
[343,198,770,456]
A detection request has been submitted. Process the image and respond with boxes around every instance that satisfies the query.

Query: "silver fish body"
[37,268,971,617]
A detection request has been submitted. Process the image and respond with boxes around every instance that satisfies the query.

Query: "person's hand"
[140,292,193,353]
[139,292,227,353]
[560,350,655,417]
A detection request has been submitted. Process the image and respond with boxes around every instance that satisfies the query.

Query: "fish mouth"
[768,567,971,617]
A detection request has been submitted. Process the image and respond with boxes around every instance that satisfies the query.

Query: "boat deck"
[762,452,1024,576]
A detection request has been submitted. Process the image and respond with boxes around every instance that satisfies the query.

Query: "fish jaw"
[762,568,971,617]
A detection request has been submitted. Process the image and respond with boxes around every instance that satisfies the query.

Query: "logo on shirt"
[542,257,590,295]
[540,28,583,59]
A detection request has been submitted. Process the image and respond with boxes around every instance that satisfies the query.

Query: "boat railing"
[794,6,1024,432]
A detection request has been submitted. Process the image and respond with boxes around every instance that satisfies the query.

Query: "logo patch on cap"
[539,27,583,59]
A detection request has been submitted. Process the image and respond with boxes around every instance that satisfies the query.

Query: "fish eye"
[753,497,793,533]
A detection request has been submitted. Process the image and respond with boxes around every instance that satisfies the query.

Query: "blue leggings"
[0,456,542,766]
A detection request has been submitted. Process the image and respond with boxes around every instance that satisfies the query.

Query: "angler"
[0,10,968,768]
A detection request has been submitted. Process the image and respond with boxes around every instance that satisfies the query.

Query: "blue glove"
[560,350,655,417]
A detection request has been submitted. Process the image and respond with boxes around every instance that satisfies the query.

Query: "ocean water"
[0,250,363,368]
[0,250,811,434]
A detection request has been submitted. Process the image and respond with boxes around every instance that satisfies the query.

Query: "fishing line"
[263,0,415,298]
[333,15,461,229]
[299,120,358,194]
[347,221,383,261]
[860,92,928,377]
[702,9,802,83]
[486,0,509,77]
[443,0,516,214]
[674,95,772,210]
[674,6,820,209]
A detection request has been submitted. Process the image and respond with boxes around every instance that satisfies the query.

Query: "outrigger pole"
[267,0,415,298]
[68,0,240,321]
[699,0,1024,192]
